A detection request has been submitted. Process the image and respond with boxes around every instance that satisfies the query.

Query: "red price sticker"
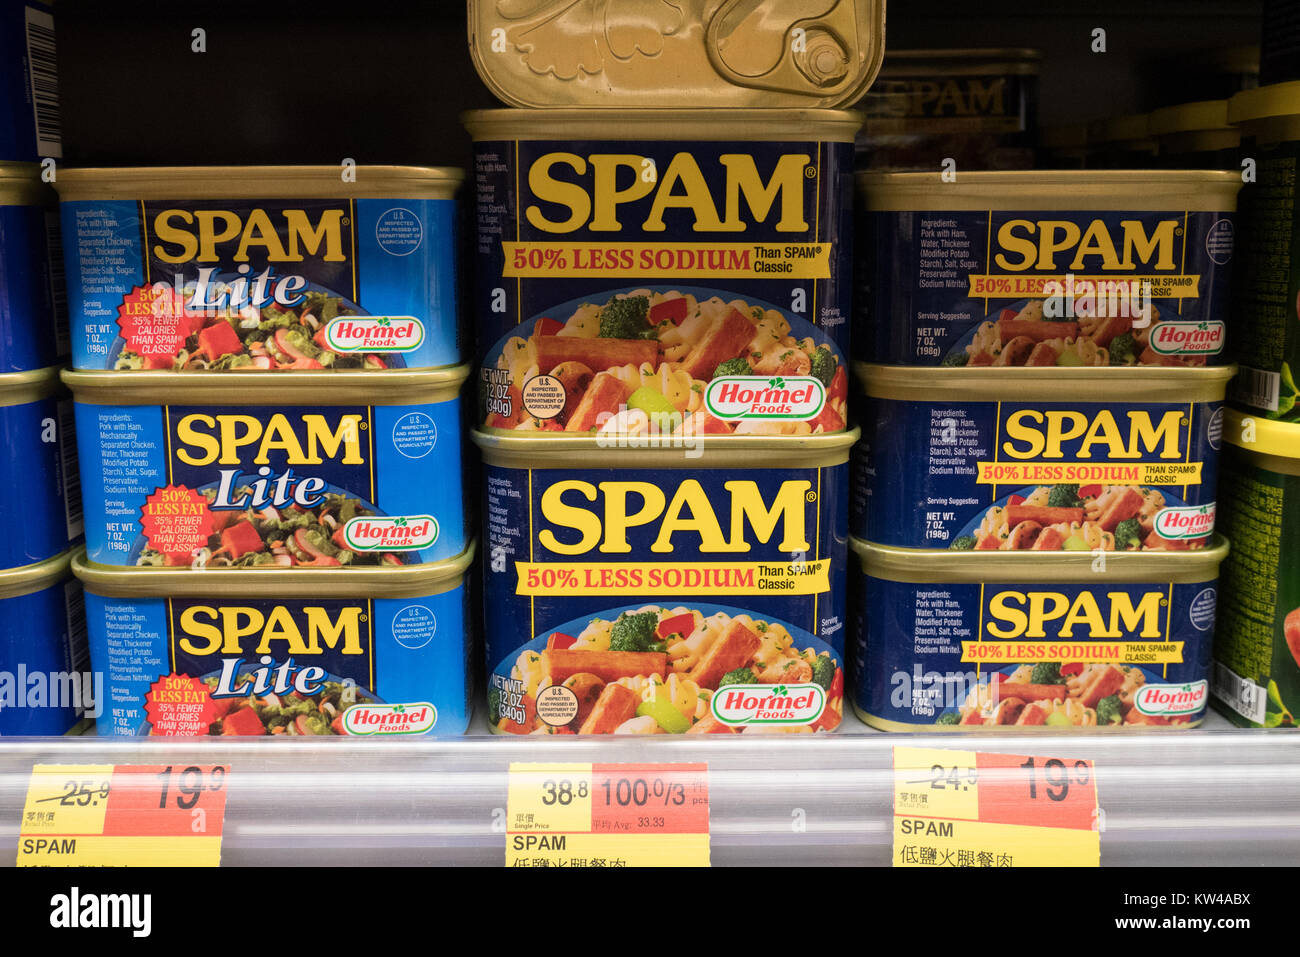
[893,747,1100,868]
[18,764,229,866]
[507,762,709,867]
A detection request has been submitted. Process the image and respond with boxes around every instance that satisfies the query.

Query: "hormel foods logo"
[1134,681,1208,717]
[342,702,438,735]
[1154,504,1216,540]
[703,376,826,420]
[342,515,439,551]
[1148,320,1225,356]
[710,682,826,726]
[324,316,424,353]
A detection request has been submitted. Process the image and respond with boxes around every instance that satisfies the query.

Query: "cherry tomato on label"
[828,667,844,700]
[534,317,562,336]
[547,632,578,650]
[1079,484,1103,499]
[657,613,696,641]
[998,308,1019,323]
[1060,663,1084,677]
[1007,494,1026,506]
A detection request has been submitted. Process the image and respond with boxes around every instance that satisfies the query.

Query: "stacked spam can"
[0,7,86,737]
[464,0,884,735]
[850,169,1242,729]
[56,165,476,736]
[1210,77,1300,728]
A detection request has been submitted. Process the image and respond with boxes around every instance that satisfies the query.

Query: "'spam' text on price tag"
[507,762,709,868]
[17,764,230,867]
[893,747,1100,868]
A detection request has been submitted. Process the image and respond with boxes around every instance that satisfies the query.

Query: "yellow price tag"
[507,762,709,868]
[893,747,1100,868]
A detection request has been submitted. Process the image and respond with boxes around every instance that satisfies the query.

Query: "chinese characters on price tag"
[893,747,1100,868]
[17,764,230,866]
[507,763,709,867]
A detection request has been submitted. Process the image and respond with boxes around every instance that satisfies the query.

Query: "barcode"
[64,581,89,671]
[57,399,83,539]
[1211,661,1267,725]
[24,6,61,158]
[1229,366,1280,412]
[44,211,69,355]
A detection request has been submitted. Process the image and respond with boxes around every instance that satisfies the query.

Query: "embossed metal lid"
[466,0,886,109]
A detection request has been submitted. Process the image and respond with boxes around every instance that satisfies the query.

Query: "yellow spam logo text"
[539,479,811,554]
[994,218,1179,272]
[526,152,810,234]
[986,590,1165,639]
[177,605,364,656]
[152,207,347,264]
[1002,409,1184,460]
[175,413,364,466]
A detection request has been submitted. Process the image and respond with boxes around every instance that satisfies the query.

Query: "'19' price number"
[157,765,227,810]
[1020,757,1091,802]
[540,778,588,806]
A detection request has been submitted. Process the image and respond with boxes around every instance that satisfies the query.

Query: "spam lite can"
[475,431,854,736]
[465,110,860,439]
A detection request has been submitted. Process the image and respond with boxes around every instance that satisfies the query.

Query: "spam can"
[1226,81,1300,418]
[0,162,65,372]
[1212,410,1300,728]
[0,0,58,162]
[856,170,1241,367]
[465,110,859,438]
[475,431,854,735]
[851,536,1229,730]
[0,551,90,736]
[63,367,468,570]
[0,366,81,570]
[55,166,463,372]
[852,364,1233,552]
[74,545,474,736]
[1149,100,1242,170]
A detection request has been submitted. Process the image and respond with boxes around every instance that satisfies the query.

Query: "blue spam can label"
[0,0,59,162]
[75,550,473,736]
[477,432,853,735]
[0,177,66,372]
[851,538,1226,729]
[853,365,1231,552]
[65,368,467,569]
[56,166,462,371]
[1,553,89,736]
[0,369,82,569]
[466,111,859,437]
[856,171,1240,367]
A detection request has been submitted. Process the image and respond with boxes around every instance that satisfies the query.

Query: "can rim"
[1228,80,1300,126]
[0,366,65,406]
[877,48,1042,74]
[0,161,48,205]
[1149,100,1232,136]
[472,426,858,466]
[1223,407,1300,462]
[71,542,476,599]
[0,551,72,600]
[61,365,469,405]
[851,535,1230,583]
[462,108,864,142]
[54,165,465,201]
[854,361,1236,402]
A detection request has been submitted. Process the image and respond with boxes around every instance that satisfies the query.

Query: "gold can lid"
[72,542,476,600]
[463,108,863,142]
[1149,100,1232,136]
[0,551,73,601]
[876,48,1042,76]
[0,366,64,407]
[1223,406,1300,462]
[851,535,1229,584]
[1229,80,1300,138]
[54,165,464,202]
[467,0,884,110]
[61,364,469,406]
[0,162,49,206]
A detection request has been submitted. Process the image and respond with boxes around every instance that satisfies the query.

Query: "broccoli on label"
[1030,662,1065,685]
[487,687,501,726]
[940,351,970,367]
[609,610,664,653]
[1108,332,1138,366]
[598,296,653,340]
[935,712,961,725]
[1114,517,1144,551]
[949,536,977,551]
[1096,693,1124,725]
[810,655,837,691]
[718,667,756,688]
[712,357,752,379]
[1047,483,1082,508]
[809,346,837,387]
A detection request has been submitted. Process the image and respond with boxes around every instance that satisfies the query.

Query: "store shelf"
[2,711,1296,866]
